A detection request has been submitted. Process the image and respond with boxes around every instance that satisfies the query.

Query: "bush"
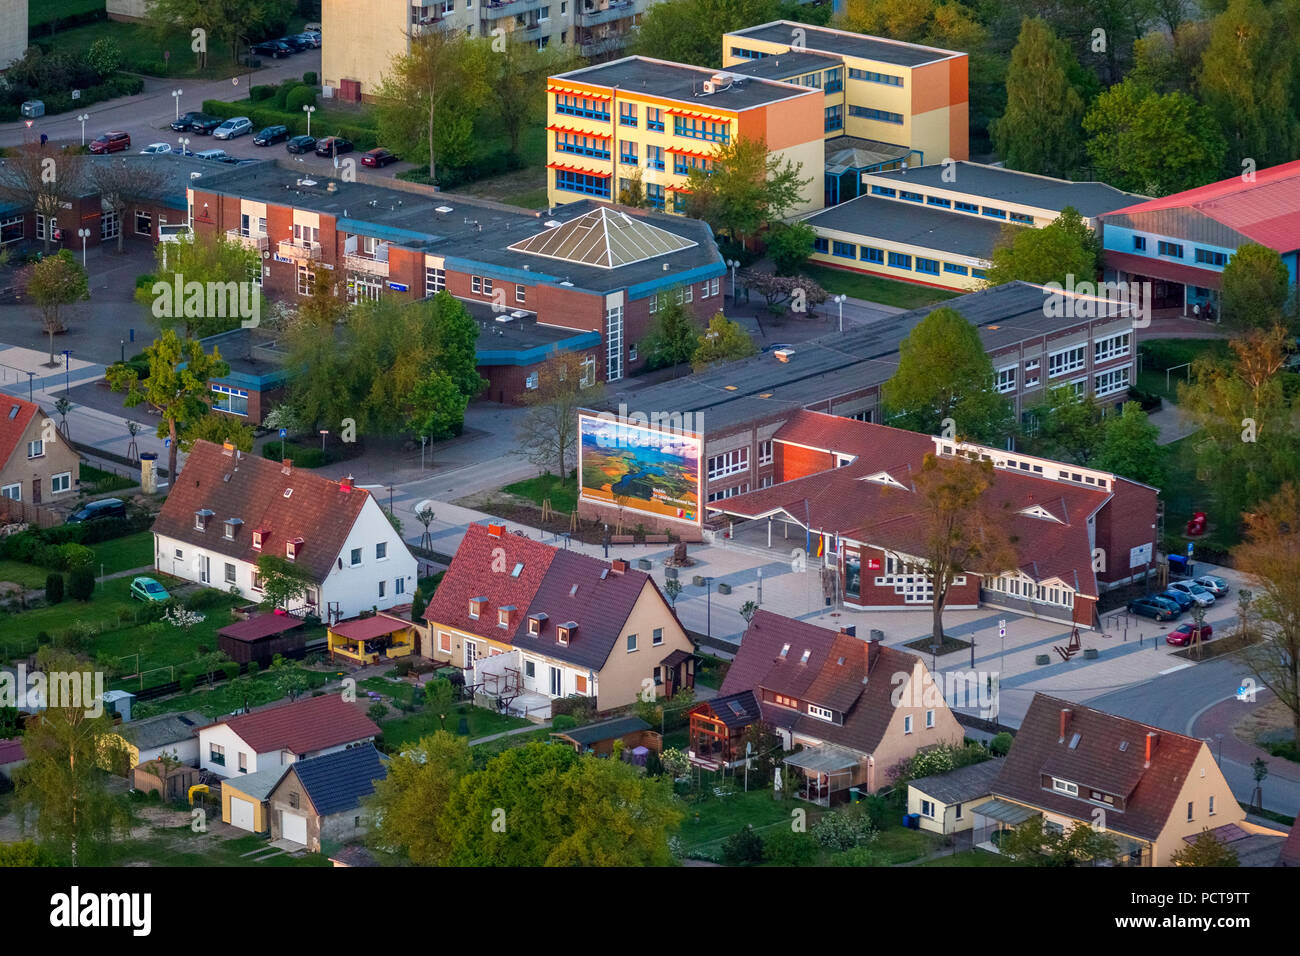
[285,85,317,112]
[67,565,95,602]
[44,573,63,605]
[86,37,124,79]
[392,659,413,677]
[222,662,241,682]
[179,674,197,693]
[989,732,1013,757]
[764,829,819,866]
[812,810,874,851]
[551,714,577,731]
[368,702,389,720]
[184,588,229,610]
[720,826,765,866]
[303,71,318,85]
[60,543,95,571]
[250,84,277,102]
[247,661,260,677]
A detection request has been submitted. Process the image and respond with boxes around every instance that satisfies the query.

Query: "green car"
[130,577,170,603]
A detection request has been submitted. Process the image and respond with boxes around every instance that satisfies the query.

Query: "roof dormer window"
[498,605,515,629]
[528,613,548,636]
[286,537,303,561]
[558,621,577,645]
[252,529,266,550]
[800,649,811,664]
[469,597,486,620]
[224,518,243,540]
[195,509,214,531]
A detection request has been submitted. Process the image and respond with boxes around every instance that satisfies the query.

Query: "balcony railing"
[278,238,322,261]
[580,35,632,57]
[226,229,268,252]
[480,0,544,19]
[344,253,390,276]
[576,1,636,26]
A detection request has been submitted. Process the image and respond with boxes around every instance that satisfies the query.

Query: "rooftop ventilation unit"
[510,310,528,319]
[544,220,562,228]
[435,205,453,214]
[773,348,795,363]
[495,313,516,323]
[298,177,317,187]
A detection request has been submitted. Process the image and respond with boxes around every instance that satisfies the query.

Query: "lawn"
[800,263,959,311]
[678,786,813,857]
[0,560,49,590]
[501,187,550,210]
[918,848,1018,867]
[378,703,532,750]
[0,576,139,658]
[36,20,255,80]
[360,675,419,706]
[1136,340,1230,402]
[79,463,137,496]
[503,473,579,514]
[1159,435,1242,554]
[103,828,333,867]
[871,824,941,864]
[89,531,155,576]
[131,665,332,720]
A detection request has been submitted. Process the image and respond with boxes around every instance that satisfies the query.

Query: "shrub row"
[0,75,144,122]
[396,147,526,190]
[200,99,379,151]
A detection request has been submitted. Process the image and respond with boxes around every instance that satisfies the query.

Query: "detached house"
[150,440,417,622]
[0,396,80,507]
[198,693,380,780]
[972,693,1255,866]
[690,610,963,803]
[423,522,696,714]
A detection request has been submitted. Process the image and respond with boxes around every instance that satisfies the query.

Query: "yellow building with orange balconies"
[545,56,826,216]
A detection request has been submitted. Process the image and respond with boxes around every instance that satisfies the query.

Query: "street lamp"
[76,228,90,268]
[319,428,328,452]
[176,135,190,157]
[120,339,125,364]
[726,259,739,301]
[76,113,89,147]
[172,89,183,122]
[704,576,714,640]
[834,293,846,332]
[303,104,316,137]
[61,350,72,394]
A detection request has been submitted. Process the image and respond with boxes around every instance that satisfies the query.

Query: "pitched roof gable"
[151,440,372,581]
[0,397,40,471]
[286,742,386,817]
[992,693,1205,841]
[207,694,380,756]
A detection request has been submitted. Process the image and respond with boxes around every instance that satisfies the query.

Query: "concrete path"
[469,722,553,747]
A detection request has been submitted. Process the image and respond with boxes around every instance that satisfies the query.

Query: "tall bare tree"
[0,144,87,253]
[517,351,603,487]
[88,157,169,255]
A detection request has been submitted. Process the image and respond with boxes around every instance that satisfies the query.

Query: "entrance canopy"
[783,744,860,774]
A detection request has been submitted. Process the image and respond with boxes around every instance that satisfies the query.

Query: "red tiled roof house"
[151,440,417,622]
[0,396,80,508]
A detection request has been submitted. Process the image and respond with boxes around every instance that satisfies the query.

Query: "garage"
[229,796,255,832]
[281,810,308,846]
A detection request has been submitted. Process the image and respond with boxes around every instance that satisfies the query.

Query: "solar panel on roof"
[728,701,745,717]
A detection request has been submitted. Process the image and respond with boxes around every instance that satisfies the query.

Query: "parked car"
[360,147,398,167]
[1167,580,1216,607]
[130,576,171,603]
[278,35,311,52]
[139,142,174,154]
[89,130,131,154]
[253,124,289,146]
[1128,596,1178,622]
[314,136,353,157]
[213,117,253,140]
[172,111,208,131]
[194,148,229,162]
[191,115,223,135]
[66,498,127,524]
[292,32,320,48]
[1166,621,1214,646]
[1194,575,1230,597]
[1159,588,1194,612]
[251,39,293,58]
[286,135,317,154]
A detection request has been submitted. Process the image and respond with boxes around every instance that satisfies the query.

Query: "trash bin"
[21,100,45,118]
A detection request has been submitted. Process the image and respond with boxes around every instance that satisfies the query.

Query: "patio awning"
[783,745,860,774]
[969,798,1042,825]
[661,649,696,668]
[330,616,407,641]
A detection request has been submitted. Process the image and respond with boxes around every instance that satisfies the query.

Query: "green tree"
[0,841,57,866]
[1197,0,1300,176]
[181,412,254,453]
[145,0,292,67]
[766,220,817,276]
[14,648,130,865]
[618,168,647,208]
[428,291,487,400]
[107,329,229,483]
[517,350,604,486]
[21,250,89,366]
[1220,243,1292,331]
[692,313,758,371]
[86,37,123,78]
[541,756,682,866]
[632,0,784,67]
[999,817,1119,865]
[1095,401,1164,486]
[984,207,1099,287]
[684,136,813,245]
[1082,79,1227,195]
[409,370,467,442]
[721,825,766,865]
[882,307,1013,444]
[67,565,95,602]
[255,553,316,611]
[491,38,581,158]
[366,731,473,865]
[1170,828,1240,866]
[992,18,1085,178]
[138,232,263,339]
[374,30,492,182]
[640,292,700,374]
[1024,385,1105,464]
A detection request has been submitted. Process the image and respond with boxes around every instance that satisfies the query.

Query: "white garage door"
[282,811,308,845]
[230,797,255,832]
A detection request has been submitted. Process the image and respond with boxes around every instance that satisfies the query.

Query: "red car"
[360,147,399,168]
[1166,622,1214,646]
[89,130,131,154]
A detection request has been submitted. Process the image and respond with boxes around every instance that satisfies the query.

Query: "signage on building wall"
[866,557,881,571]
[388,282,408,291]
[319,262,334,270]
[273,254,292,263]
[1128,542,1153,569]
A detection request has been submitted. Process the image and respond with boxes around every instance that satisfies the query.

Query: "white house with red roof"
[708,411,1158,628]
[197,693,380,779]
[0,396,80,507]
[151,441,416,622]
[1099,159,1300,316]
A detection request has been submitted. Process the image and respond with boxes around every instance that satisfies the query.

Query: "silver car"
[1194,575,1230,597]
[213,117,252,140]
[1168,580,1216,607]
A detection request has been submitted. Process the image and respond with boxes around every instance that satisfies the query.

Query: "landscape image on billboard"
[579,415,701,523]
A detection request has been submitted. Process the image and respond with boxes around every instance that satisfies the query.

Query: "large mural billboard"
[578,413,702,524]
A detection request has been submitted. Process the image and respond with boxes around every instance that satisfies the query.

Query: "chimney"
[611,559,627,574]
[281,459,293,475]
[222,441,235,456]
[1059,708,1072,743]
[340,475,353,493]
[1145,731,1158,767]
[487,523,505,538]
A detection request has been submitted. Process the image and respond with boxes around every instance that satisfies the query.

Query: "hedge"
[285,86,317,112]
[201,99,379,151]
[0,75,144,122]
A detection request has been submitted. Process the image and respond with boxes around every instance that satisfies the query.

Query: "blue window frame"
[1133,235,1147,251]
[926,196,951,208]
[1158,240,1184,258]
[646,183,665,210]
[674,117,730,143]
[955,200,978,213]
[870,185,896,197]
[982,206,1006,219]
[647,107,664,132]
[848,106,903,124]
[672,192,687,213]
[212,384,249,416]
[1194,248,1228,266]
[899,190,923,203]
[619,102,637,127]
[832,240,856,259]
[943,262,968,275]
[824,68,843,93]
[555,132,609,159]
[861,246,884,264]
[848,68,903,86]
[915,257,939,275]
[646,144,664,170]
[814,237,829,254]
[731,46,766,60]
[1009,212,1033,224]
[621,142,638,165]
[888,252,911,269]
[971,268,986,279]
[825,104,843,132]
[555,94,608,121]
[556,169,610,198]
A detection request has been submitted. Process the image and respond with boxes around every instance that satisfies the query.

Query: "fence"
[0,497,62,529]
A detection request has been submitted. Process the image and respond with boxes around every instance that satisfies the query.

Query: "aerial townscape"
[0,0,1297,924]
